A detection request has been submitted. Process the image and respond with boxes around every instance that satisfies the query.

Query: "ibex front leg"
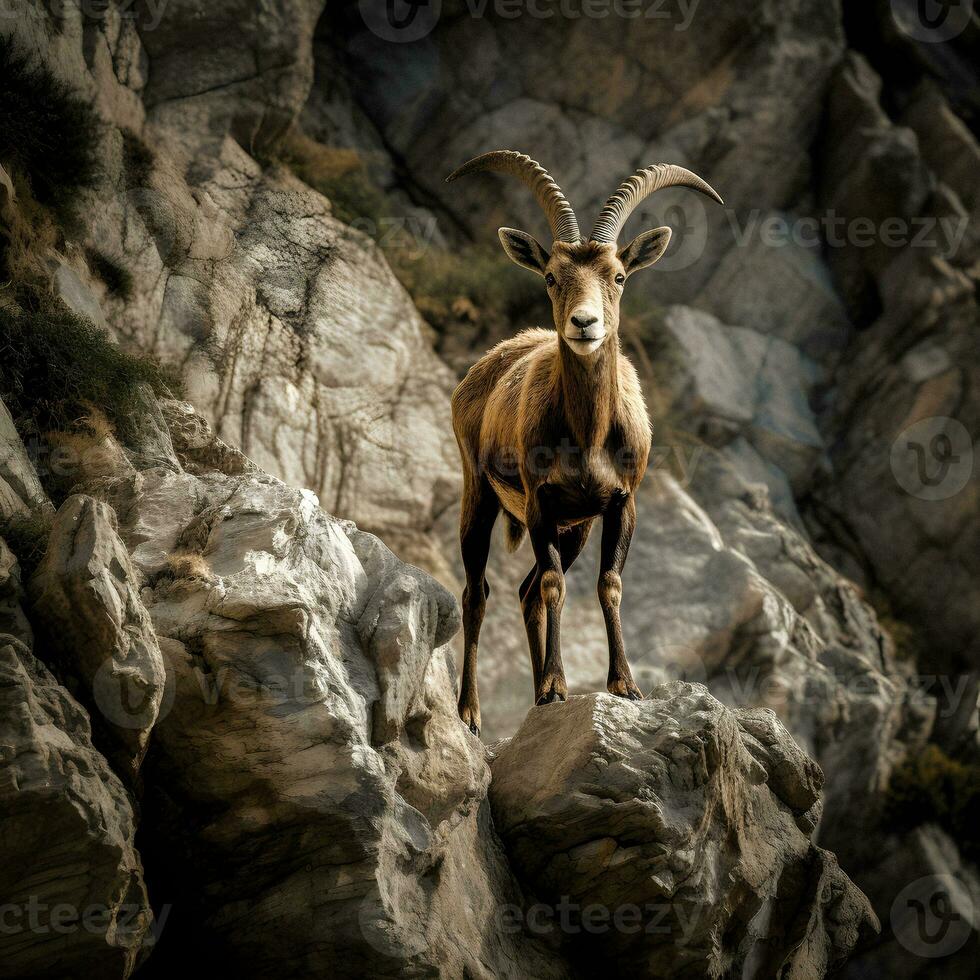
[458,476,499,736]
[527,487,567,705]
[600,491,642,700]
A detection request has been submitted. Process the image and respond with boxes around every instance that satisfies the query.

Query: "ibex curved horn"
[590,164,724,244]
[446,150,581,244]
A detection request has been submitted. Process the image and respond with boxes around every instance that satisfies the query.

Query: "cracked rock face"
[1,2,460,562]
[490,683,878,978]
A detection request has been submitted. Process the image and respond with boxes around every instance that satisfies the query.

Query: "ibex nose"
[571,312,598,330]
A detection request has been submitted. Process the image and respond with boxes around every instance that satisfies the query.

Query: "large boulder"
[0,537,152,979]
[490,683,878,977]
[76,400,559,980]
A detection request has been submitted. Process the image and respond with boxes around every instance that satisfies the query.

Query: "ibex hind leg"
[519,520,593,704]
[458,476,499,737]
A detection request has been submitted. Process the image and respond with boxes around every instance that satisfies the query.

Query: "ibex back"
[447,150,722,735]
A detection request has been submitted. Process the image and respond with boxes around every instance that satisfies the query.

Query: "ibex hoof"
[607,677,643,700]
[535,688,567,706]
[458,704,481,738]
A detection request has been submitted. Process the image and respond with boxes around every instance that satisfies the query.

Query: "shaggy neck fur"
[556,333,621,448]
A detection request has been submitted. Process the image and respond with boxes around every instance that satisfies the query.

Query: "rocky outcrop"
[24,397,557,979]
[0,389,880,978]
[811,49,980,688]
[138,0,326,155]
[0,399,50,520]
[30,495,167,775]
[0,537,153,978]
[490,684,878,977]
[2,2,459,564]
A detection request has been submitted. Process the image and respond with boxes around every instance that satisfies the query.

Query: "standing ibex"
[447,150,722,735]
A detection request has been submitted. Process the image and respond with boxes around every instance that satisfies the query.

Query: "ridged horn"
[446,150,581,243]
[590,164,724,244]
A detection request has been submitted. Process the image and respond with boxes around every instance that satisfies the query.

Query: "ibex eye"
[615,273,626,285]
[545,273,556,287]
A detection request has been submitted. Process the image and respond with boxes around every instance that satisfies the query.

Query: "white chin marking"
[564,335,605,355]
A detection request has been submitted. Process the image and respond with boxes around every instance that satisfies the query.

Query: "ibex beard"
[447,150,722,736]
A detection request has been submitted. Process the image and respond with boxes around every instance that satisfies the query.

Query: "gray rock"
[0,563,151,978]
[812,54,980,680]
[30,495,167,775]
[0,399,50,520]
[139,0,326,155]
[0,538,32,656]
[696,217,852,367]
[490,683,878,977]
[658,306,823,491]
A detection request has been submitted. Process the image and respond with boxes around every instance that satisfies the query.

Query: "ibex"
[447,150,722,735]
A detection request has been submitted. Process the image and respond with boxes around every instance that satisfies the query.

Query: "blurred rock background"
[0,0,977,976]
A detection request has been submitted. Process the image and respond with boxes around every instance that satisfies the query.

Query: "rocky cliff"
[1,1,977,977]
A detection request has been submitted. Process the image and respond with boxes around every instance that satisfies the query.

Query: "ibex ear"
[498,227,550,275]
[618,226,672,276]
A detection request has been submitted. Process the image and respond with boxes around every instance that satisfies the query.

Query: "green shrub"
[391,244,545,336]
[0,36,101,220]
[273,133,388,231]
[884,744,980,860]
[1,509,51,583]
[86,249,134,299]
[869,589,924,663]
[0,294,181,442]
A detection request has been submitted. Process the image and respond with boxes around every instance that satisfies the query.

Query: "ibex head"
[447,151,723,356]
